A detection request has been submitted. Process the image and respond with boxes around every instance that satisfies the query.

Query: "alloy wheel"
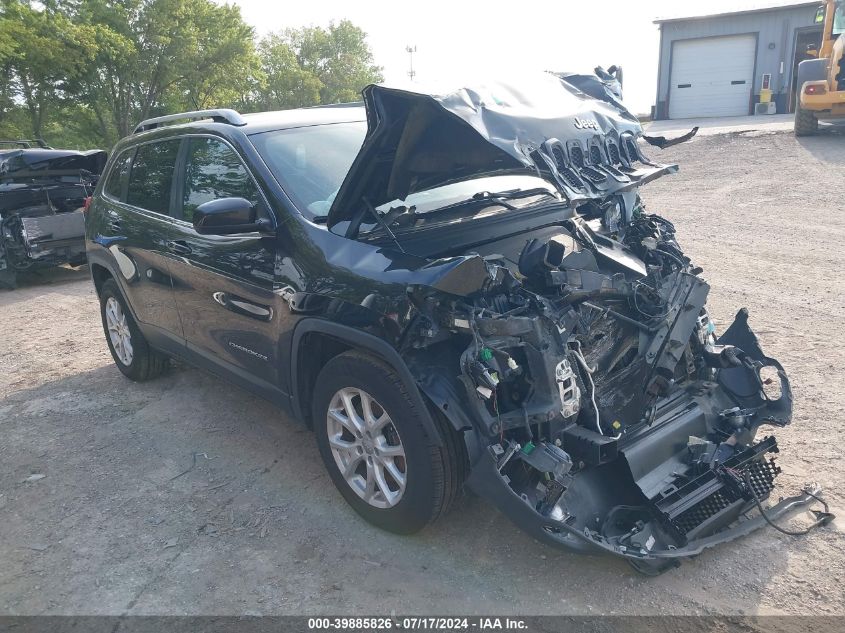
[326,387,407,509]
[105,296,133,366]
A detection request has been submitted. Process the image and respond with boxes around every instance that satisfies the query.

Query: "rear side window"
[126,140,180,215]
[103,150,132,200]
[182,138,263,222]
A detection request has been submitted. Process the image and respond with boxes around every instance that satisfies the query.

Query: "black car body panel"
[0,146,106,287]
[85,73,827,572]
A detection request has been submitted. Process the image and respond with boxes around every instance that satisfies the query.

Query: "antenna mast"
[406,45,417,81]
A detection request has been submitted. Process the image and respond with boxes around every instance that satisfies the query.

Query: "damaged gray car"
[86,70,832,575]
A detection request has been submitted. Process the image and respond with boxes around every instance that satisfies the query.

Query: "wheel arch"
[86,254,141,322]
[290,319,445,446]
[90,261,113,295]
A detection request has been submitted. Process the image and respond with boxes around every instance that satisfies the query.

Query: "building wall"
[655,5,819,119]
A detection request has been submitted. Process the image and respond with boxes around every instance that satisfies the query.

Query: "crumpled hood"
[328,72,675,228]
[0,149,108,178]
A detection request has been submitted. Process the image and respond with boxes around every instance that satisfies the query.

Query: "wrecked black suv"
[1,139,106,289]
[86,72,830,573]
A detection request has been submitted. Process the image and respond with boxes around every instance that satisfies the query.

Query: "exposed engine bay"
[0,143,107,289]
[403,207,826,572]
[321,72,833,572]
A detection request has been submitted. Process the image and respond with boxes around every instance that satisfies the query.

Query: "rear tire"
[99,278,168,381]
[312,350,466,534]
[794,105,818,136]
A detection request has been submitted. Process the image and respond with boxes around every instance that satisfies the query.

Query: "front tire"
[312,351,465,534]
[794,105,818,136]
[99,278,168,381]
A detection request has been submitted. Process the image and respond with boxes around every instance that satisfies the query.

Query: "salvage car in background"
[0,140,107,289]
[85,71,831,574]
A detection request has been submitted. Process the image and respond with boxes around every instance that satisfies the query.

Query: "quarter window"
[103,150,132,201]
[182,138,263,222]
[126,140,180,215]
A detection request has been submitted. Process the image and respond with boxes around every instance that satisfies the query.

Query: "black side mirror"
[193,197,268,235]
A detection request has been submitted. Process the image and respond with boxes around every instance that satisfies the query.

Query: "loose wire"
[743,470,832,537]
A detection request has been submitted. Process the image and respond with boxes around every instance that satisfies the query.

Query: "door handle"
[212,291,274,322]
[166,240,193,256]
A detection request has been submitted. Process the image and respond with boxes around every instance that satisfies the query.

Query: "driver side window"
[182,138,267,223]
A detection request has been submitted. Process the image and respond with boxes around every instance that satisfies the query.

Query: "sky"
[230,0,807,115]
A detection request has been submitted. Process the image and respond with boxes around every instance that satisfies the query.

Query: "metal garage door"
[669,35,756,119]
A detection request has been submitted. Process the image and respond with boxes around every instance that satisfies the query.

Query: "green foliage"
[0,1,382,149]
[257,33,322,110]
[1,0,98,138]
[66,0,262,144]
[273,20,384,106]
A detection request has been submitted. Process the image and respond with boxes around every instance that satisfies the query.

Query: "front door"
[165,136,282,391]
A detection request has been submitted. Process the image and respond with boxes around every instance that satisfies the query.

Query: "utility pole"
[406,45,417,81]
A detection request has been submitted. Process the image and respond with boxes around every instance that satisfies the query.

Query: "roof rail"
[0,139,52,149]
[304,101,365,109]
[133,109,247,134]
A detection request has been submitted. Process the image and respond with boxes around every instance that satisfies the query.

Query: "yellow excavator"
[795,0,845,135]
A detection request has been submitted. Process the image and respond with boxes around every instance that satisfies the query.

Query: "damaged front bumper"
[469,447,824,564]
[458,309,830,570]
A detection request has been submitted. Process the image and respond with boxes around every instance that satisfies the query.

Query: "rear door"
[96,140,184,348]
[165,136,281,390]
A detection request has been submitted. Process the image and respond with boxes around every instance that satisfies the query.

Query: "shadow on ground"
[795,124,845,163]
[0,357,785,615]
[0,266,91,310]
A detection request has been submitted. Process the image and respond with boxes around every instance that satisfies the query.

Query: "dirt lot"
[1,127,843,616]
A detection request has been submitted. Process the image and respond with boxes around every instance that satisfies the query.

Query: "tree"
[1,0,98,138]
[308,20,384,104]
[0,9,17,125]
[68,0,258,144]
[257,34,320,110]
[258,20,383,110]
[0,2,381,147]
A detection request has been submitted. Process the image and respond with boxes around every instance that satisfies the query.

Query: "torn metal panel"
[0,148,107,178]
[328,74,677,228]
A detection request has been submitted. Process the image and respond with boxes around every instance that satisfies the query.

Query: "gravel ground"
[0,127,843,616]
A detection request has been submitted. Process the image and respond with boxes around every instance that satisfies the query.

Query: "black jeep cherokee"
[86,72,828,573]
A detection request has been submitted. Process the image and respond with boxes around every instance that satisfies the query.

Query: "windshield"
[250,122,560,224]
[249,121,366,218]
[835,1,845,36]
